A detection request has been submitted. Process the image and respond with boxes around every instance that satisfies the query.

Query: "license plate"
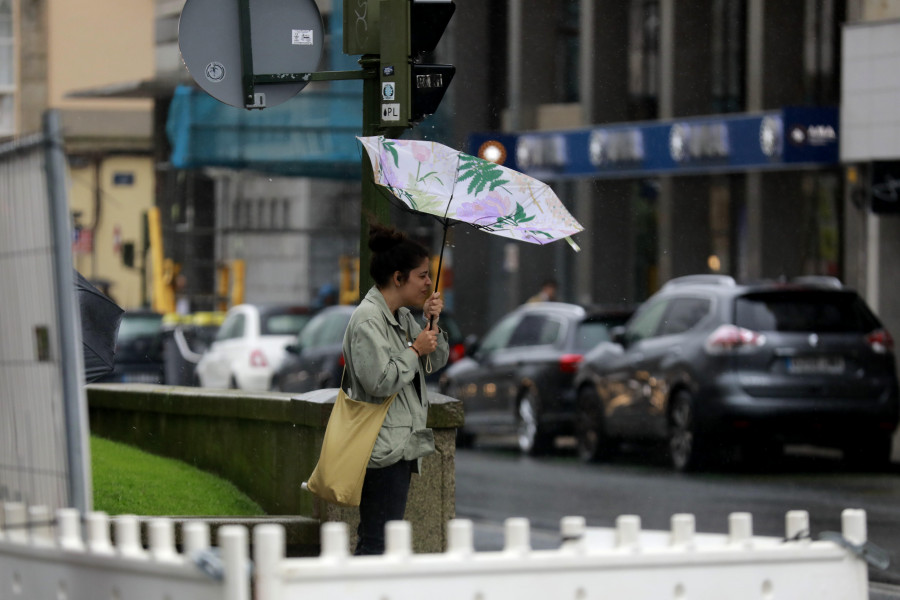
[787,356,845,375]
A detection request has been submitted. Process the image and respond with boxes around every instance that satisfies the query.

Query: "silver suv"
[573,275,899,471]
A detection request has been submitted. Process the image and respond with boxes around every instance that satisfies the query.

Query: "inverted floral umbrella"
[357,136,583,298]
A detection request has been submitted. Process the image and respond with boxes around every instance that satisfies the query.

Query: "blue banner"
[469,107,838,181]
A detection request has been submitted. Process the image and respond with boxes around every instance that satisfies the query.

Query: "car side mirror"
[610,326,627,347]
[464,334,480,357]
[285,343,301,355]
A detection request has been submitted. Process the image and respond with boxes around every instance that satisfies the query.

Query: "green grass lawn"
[91,436,265,516]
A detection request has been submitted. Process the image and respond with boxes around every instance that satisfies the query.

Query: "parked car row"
[439,274,898,472]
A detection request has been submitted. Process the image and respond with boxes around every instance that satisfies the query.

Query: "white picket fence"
[0,502,872,600]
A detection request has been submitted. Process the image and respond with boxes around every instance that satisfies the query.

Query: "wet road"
[454,443,900,586]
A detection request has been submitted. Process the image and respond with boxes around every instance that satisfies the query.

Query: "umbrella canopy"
[74,270,124,383]
[358,136,583,249]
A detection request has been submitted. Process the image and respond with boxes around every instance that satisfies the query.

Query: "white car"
[194,304,313,391]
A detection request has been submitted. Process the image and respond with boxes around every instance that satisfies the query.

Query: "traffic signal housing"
[379,0,456,128]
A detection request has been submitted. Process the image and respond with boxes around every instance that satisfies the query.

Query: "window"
[658,297,711,336]
[627,0,659,119]
[624,298,668,344]
[216,314,246,341]
[803,0,842,105]
[319,313,351,345]
[297,315,326,347]
[574,321,613,352]
[298,311,349,348]
[735,291,880,334]
[710,0,746,113]
[557,0,580,102]
[264,313,312,336]
[117,314,164,340]
[509,315,563,348]
[477,314,520,356]
[0,0,14,136]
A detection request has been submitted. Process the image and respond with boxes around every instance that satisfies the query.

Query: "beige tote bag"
[305,378,397,507]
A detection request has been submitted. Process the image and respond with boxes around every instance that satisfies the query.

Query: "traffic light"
[379,0,456,128]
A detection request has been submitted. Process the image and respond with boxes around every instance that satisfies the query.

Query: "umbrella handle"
[429,222,449,330]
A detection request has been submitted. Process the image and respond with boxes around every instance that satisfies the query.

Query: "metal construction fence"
[0,503,873,600]
[0,111,91,513]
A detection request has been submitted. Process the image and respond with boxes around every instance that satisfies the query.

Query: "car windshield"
[298,311,352,348]
[574,321,614,351]
[117,315,163,340]
[263,313,312,336]
[734,291,881,333]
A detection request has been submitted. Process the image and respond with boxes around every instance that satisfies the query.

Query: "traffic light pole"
[359,55,406,294]
[234,0,454,296]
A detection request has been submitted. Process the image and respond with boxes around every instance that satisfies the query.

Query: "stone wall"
[86,384,463,554]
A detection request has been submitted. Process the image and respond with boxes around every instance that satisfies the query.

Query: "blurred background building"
[8,0,156,308]
[3,0,900,348]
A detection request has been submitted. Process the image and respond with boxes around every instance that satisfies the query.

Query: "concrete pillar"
[447,0,496,150]
[743,0,807,282]
[580,0,630,124]
[658,178,675,283]
[656,0,714,284]
[574,180,595,305]
[505,0,558,131]
[576,0,632,304]
[742,173,763,281]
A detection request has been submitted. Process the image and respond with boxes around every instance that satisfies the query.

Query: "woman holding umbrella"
[342,222,449,555]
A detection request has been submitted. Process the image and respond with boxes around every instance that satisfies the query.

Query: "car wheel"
[517,388,552,456]
[668,390,706,472]
[576,385,614,463]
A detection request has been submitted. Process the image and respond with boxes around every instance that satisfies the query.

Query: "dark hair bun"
[368,222,406,253]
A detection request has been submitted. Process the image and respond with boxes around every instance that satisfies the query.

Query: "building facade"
[7,0,156,309]
[439,0,900,347]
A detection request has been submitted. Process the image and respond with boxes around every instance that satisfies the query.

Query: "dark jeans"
[354,459,414,555]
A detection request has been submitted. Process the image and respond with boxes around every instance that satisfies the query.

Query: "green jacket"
[342,286,450,469]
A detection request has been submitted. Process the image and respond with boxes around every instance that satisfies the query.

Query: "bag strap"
[339,363,400,404]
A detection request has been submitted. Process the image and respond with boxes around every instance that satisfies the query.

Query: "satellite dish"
[178,0,324,109]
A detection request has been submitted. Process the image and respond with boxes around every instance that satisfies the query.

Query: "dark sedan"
[272,305,355,393]
[440,302,632,455]
[96,310,165,384]
[272,305,466,393]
